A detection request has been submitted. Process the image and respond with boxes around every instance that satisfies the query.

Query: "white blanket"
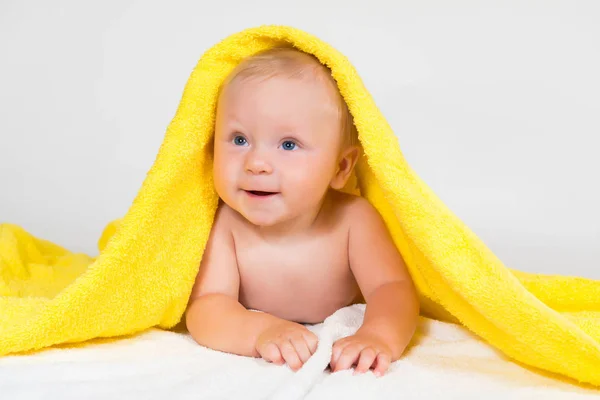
[1,305,598,399]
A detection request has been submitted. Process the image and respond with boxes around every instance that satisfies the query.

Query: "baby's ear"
[330,145,361,190]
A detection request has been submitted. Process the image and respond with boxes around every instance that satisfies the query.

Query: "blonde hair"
[220,47,358,147]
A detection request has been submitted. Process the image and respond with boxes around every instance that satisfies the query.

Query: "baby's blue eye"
[281,140,297,151]
[233,135,247,146]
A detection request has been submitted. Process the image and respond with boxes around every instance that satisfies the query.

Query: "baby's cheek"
[288,167,329,201]
[213,161,235,196]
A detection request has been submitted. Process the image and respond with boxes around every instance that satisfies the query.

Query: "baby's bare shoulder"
[211,201,239,233]
[331,191,380,223]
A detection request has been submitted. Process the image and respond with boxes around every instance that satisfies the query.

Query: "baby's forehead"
[222,49,340,98]
[221,73,341,115]
[220,77,341,127]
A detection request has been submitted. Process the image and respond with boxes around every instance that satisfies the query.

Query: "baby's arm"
[330,198,419,375]
[186,206,281,357]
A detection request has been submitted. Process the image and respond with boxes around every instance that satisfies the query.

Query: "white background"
[0,1,598,278]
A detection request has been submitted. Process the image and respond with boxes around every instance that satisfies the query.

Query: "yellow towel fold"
[1,25,599,385]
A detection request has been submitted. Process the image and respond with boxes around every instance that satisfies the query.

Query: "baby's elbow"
[185,295,217,342]
[185,297,204,340]
[404,280,420,315]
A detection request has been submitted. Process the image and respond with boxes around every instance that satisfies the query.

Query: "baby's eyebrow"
[222,117,245,129]
[223,113,240,122]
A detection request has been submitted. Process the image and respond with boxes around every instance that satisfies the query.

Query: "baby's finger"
[333,344,362,372]
[279,340,302,371]
[303,331,319,354]
[373,352,392,377]
[259,343,284,365]
[354,347,378,374]
[290,336,312,364]
[330,340,351,370]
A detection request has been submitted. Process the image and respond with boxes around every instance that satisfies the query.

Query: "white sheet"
[1,305,598,399]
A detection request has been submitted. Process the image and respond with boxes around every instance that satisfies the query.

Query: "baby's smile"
[244,190,280,198]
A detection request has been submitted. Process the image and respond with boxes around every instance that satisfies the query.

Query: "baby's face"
[213,75,343,227]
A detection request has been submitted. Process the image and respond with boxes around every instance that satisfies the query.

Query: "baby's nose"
[244,152,273,175]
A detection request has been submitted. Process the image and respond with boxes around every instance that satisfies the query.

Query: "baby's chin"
[238,209,288,227]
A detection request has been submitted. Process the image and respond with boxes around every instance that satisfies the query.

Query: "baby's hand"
[255,320,319,371]
[330,332,393,376]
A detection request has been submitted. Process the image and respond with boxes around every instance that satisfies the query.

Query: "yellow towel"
[1,25,599,386]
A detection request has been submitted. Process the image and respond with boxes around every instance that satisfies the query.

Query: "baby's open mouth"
[245,190,278,197]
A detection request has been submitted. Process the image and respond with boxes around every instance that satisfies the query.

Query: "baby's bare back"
[227,193,362,324]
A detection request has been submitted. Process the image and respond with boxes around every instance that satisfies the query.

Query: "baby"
[186,47,419,376]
